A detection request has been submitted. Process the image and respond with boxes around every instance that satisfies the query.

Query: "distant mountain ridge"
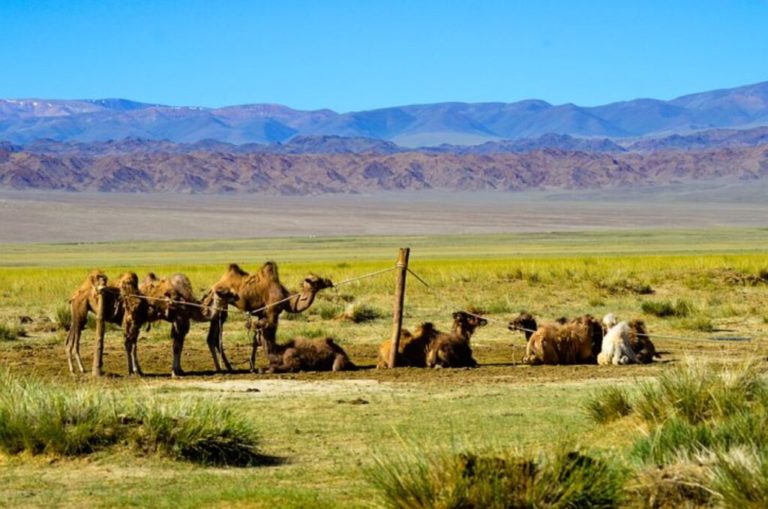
[2,81,768,146]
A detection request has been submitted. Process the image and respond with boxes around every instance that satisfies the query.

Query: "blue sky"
[1,1,766,112]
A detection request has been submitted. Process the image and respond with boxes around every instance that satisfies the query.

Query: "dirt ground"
[4,322,765,390]
[3,181,768,243]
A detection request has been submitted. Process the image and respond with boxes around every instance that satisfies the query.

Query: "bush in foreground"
[0,370,264,466]
[367,445,625,509]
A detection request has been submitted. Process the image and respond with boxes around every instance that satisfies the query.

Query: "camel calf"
[263,336,354,373]
[602,314,659,364]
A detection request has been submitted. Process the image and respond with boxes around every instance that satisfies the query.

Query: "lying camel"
[65,270,146,375]
[517,314,602,365]
[262,336,354,373]
[376,323,432,368]
[426,312,488,368]
[602,314,659,364]
[377,311,486,368]
[206,262,333,372]
[597,322,639,365]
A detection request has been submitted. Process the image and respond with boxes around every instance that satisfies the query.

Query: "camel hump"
[170,273,194,301]
[260,261,280,280]
[416,322,436,336]
[227,263,249,277]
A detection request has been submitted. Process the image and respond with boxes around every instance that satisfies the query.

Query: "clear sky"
[1,1,766,112]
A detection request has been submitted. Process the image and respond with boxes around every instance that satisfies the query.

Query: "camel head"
[117,272,140,294]
[88,269,109,291]
[452,311,488,337]
[602,313,618,335]
[301,274,334,294]
[508,312,538,339]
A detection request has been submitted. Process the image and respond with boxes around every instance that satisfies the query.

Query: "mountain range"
[2,81,768,146]
[3,81,768,194]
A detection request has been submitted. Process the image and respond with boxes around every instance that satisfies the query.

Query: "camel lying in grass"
[206,262,333,372]
[261,336,355,373]
[377,311,487,368]
[508,313,603,365]
[426,312,488,368]
[603,313,661,364]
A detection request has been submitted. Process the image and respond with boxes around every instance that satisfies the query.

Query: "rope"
[244,265,398,317]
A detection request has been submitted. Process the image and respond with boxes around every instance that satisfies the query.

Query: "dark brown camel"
[426,311,488,368]
[262,335,355,373]
[206,262,333,372]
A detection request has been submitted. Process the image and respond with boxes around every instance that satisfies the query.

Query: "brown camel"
[426,312,488,368]
[377,311,487,368]
[65,270,146,375]
[515,314,602,365]
[376,325,428,368]
[262,336,355,373]
[137,272,235,376]
[206,262,333,372]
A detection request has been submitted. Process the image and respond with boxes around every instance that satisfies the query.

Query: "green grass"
[1,229,768,507]
[0,369,264,466]
[367,444,626,509]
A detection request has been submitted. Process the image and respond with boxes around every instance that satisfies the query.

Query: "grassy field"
[1,229,768,508]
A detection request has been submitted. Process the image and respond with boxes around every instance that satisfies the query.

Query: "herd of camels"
[65,261,659,377]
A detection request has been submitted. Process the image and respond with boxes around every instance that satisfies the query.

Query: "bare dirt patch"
[2,183,768,243]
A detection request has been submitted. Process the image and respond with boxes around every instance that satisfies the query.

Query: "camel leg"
[218,317,233,372]
[249,329,261,373]
[206,318,222,372]
[332,354,347,372]
[67,302,88,374]
[171,318,190,377]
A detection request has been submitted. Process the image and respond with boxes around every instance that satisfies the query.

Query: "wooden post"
[92,285,106,377]
[388,247,410,368]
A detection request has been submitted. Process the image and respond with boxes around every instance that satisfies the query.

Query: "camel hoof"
[171,369,185,378]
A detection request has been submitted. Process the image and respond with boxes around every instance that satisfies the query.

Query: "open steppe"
[1,191,768,508]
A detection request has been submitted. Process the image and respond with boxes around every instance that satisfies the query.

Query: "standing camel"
[205,262,333,372]
[138,272,235,377]
[65,270,146,376]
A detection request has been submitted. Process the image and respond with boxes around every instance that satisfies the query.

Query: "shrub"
[367,445,625,509]
[711,447,768,508]
[55,304,72,331]
[641,299,693,318]
[584,387,633,424]
[0,323,25,341]
[342,303,383,323]
[0,369,264,466]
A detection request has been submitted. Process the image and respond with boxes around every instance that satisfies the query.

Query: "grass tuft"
[367,444,625,509]
[0,323,26,341]
[342,302,383,323]
[584,386,633,424]
[0,369,264,466]
[641,298,693,318]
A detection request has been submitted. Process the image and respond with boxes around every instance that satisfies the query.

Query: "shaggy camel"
[602,314,659,364]
[261,336,354,373]
[206,262,333,372]
[138,272,236,376]
[426,312,488,368]
[597,322,639,365]
[514,314,603,365]
[65,270,146,375]
[377,311,486,368]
